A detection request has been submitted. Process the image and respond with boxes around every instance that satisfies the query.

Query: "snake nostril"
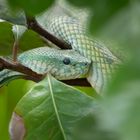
[63,58,71,65]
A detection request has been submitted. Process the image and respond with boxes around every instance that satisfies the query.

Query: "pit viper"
[46,16,121,93]
[0,16,121,94]
[0,47,91,87]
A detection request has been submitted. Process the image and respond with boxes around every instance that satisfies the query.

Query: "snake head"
[49,49,91,80]
[18,47,91,80]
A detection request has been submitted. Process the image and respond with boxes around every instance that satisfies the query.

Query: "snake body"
[47,16,121,93]
[0,15,121,93]
[0,47,91,87]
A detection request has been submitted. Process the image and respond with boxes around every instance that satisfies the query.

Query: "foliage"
[0,0,140,140]
[0,21,46,55]
[10,75,96,140]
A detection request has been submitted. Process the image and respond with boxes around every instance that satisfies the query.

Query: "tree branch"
[0,57,43,82]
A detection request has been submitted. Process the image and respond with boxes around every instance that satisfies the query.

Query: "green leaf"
[0,87,9,140]
[19,29,46,51]
[10,75,95,140]
[0,0,26,25]
[8,0,55,16]
[0,21,45,56]
[0,21,14,55]
[76,86,98,98]
[0,79,31,140]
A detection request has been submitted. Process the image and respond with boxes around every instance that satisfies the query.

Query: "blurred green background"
[0,0,140,139]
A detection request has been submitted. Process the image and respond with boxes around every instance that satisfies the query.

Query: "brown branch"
[0,57,91,87]
[0,57,43,82]
[26,16,72,49]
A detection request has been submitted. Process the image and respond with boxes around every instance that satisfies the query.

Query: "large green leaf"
[9,75,95,140]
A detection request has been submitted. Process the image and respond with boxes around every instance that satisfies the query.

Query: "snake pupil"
[84,62,88,66]
[63,58,71,65]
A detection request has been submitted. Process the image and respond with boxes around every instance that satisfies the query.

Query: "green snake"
[0,16,121,93]
[46,16,121,93]
[0,47,90,87]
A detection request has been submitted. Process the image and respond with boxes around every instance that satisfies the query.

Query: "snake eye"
[63,58,71,65]
[84,62,88,66]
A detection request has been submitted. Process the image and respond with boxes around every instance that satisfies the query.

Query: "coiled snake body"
[47,16,121,93]
[0,47,90,87]
[0,16,121,94]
